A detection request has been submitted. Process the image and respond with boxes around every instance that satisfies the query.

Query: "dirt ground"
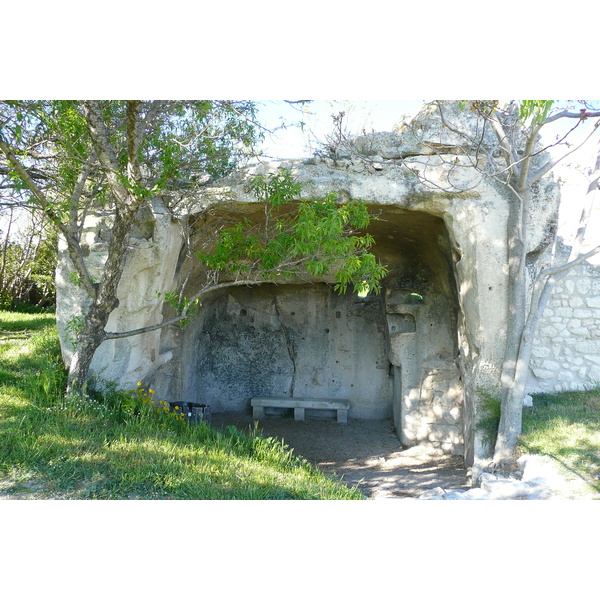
[211,411,470,499]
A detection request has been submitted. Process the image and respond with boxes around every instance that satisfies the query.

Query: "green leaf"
[519,100,554,124]
[197,168,387,293]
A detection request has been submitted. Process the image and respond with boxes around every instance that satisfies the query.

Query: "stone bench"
[251,397,350,424]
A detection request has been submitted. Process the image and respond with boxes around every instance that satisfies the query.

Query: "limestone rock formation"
[56,102,579,467]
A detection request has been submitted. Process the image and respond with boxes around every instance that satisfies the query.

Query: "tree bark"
[66,303,110,392]
[65,202,142,392]
[492,179,532,468]
[65,102,147,393]
[492,138,600,468]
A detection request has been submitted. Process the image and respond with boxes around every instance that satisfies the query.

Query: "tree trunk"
[66,206,138,392]
[492,141,600,468]
[66,303,110,392]
[493,187,530,467]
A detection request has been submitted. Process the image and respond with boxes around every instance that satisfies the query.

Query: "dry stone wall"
[528,244,600,393]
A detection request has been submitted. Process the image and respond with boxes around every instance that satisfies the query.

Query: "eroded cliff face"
[55,103,562,464]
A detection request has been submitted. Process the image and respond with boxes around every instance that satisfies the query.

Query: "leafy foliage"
[197,169,387,294]
[518,100,554,124]
[0,210,57,309]
[1,100,261,228]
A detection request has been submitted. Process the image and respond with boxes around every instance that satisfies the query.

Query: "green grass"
[0,310,362,500]
[519,389,600,494]
[476,386,600,494]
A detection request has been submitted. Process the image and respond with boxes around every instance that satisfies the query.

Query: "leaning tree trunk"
[66,101,147,393]
[67,303,111,392]
[66,206,139,392]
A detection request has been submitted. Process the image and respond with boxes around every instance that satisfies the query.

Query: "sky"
[256,99,426,159]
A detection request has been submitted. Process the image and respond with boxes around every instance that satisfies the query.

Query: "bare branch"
[81,101,129,204]
[542,244,600,280]
[0,131,97,298]
[515,121,543,192]
[543,109,600,124]
[529,119,600,185]
[126,100,142,184]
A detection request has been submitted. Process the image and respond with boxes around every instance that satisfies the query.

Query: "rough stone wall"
[413,367,464,454]
[528,243,600,393]
[181,283,393,419]
[383,286,463,454]
[55,198,185,389]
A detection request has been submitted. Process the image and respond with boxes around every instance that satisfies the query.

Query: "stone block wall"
[528,253,600,393]
[415,367,464,454]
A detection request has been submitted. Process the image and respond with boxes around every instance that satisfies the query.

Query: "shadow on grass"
[520,390,600,493]
[520,437,600,493]
[0,311,361,500]
[1,358,357,498]
[0,311,56,333]
[1,413,354,499]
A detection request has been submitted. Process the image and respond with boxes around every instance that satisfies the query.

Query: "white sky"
[256,99,426,159]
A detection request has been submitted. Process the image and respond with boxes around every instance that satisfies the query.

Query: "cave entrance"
[181,205,463,455]
[368,206,463,454]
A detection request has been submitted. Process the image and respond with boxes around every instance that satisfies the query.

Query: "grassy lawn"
[519,389,600,495]
[479,385,600,496]
[0,310,361,500]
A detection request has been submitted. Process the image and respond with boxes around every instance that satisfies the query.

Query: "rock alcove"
[175,205,464,455]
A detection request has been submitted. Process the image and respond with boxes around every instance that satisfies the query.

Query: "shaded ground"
[0,411,470,501]
[211,411,470,498]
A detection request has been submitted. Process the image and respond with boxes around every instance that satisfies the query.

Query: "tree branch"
[126,100,142,184]
[516,121,543,191]
[0,131,97,298]
[529,119,600,185]
[103,278,263,340]
[485,108,519,174]
[543,109,600,124]
[81,101,129,204]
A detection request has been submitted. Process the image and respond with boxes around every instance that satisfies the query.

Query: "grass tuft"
[476,390,502,450]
